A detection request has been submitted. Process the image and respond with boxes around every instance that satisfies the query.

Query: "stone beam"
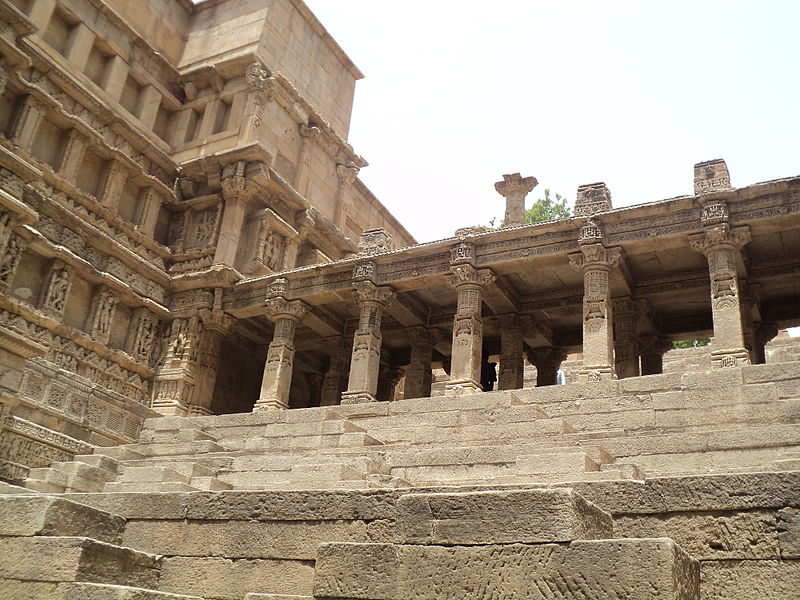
[482,275,519,315]
[386,291,429,327]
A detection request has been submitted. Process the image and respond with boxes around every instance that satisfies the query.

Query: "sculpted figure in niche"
[264,230,285,271]
[0,236,23,284]
[91,290,116,338]
[44,269,70,312]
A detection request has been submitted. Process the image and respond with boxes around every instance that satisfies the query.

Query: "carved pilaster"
[55,129,88,182]
[242,62,274,141]
[0,234,25,289]
[85,286,117,345]
[99,160,127,211]
[191,309,235,415]
[497,313,524,390]
[151,316,202,416]
[341,281,394,405]
[254,297,309,411]
[494,173,538,227]
[689,223,751,368]
[8,96,45,151]
[40,262,71,318]
[404,327,436,400]
[527,347,568,386]
[612,296,640,379]
[333,163,359,228]
[444,264,495,395]
[294,123,320,194]
[569,241,623,382]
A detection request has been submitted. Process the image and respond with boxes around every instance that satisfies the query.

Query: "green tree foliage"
[672,337,711,349]
[490,189,571,228]
[525,189,572,223]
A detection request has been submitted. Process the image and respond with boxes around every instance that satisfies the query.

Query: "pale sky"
[304,0,800,243]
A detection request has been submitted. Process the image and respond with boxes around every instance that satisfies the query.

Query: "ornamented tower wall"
[0,0,415,477]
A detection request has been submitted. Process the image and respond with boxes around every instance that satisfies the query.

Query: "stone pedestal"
[528,347,567,386]
[689,224,751,368]
[341,281,393,405]
[444,264,495,395]
[254,298,308,411]
[497,314,524,390]
[494,173,537,227]
[569,241,623,382]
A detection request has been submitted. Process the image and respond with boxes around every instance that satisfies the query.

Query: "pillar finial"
[494,173,538,227]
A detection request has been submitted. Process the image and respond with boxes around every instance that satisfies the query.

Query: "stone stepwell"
[0,359,797,598]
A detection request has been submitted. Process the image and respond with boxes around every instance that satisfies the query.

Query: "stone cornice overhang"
[223,174,800,316]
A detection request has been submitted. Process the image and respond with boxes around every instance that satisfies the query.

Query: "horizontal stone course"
[395,489,612,545]
[0,580,206,600]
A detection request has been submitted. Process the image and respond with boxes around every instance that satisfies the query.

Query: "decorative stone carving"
[445,264,495,395]
[85,287,118,345]
[0,63,7,97]
[694,159,732,195]
[0,234,25,287]
[353,260,376,282]
[341,281,394,405]
[358,228,394,255]
[689,224,752,368]
[451,241,474,265]
[254,298,309,411]
[40,263,71,316]
[128,308,158,363]
[574,182,612,217]
[569,244,624,381]
[494,173,538,227]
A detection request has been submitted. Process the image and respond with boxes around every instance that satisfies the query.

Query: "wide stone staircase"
[18,361,800,494]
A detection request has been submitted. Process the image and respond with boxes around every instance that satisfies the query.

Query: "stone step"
[126,441,227,457]
[20,477,67,494]
[0,495,125,543]
[93,447,147,461]
[244,595,313,600]
[0,536,160,588]
[395,488,612,545]
[0,580,207,599]
[103,481,202,493]
[138,428,219,444]
[75,454,121,472]
[190,476,233,491]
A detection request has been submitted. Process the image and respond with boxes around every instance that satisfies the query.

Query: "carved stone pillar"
[85,286,117,345]
[242,62,273,142]
[568,227,623,382]
[254,297,309,411]
[376,366,404,402]
[152,316,202,416]
[214,161,251,267]
[40,261,71,318]
[320,336,350,406]
[444,263,495,395]
[754,323,779,365]
[404,327,435,399]
[294,123,320,195]
[0,64,7,97]
[333,164,358,228]
[136,189,162,238]
[638,336,672,376]
[9,96,45,151]
[494,173,538,227]
[528,347,567,386]
[341,281,394,405]
[55,129,88,182]
[689,223,751,368]
[497,313,524,390]
[612,297,640,379]
[0,234,26,289]
[190,310,235,415]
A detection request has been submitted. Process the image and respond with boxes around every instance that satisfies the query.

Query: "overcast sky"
[303,0,800,243]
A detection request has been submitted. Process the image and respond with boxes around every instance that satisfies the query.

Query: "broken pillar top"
[574,182,612,217]
[357,228,394,255]
[494,173,538,227]
[694,158,732,195]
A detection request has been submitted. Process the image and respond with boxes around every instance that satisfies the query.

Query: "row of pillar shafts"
[254,159,769,410]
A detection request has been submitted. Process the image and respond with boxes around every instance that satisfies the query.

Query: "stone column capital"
[689,224,751,254]
[352,280,394,306]
[264,297,308,323]
[336,164,359,184]
[569,244,624,271]
[300,123,322,140]
[494,173,538,198]
[446,264,495,289]
[198,308,236,333]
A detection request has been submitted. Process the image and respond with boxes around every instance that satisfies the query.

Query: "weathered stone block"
[0,495,124,543]
[314,539,699,599]
[700,559,800,600]
[396,489,611,545]
[778,506,800,558]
